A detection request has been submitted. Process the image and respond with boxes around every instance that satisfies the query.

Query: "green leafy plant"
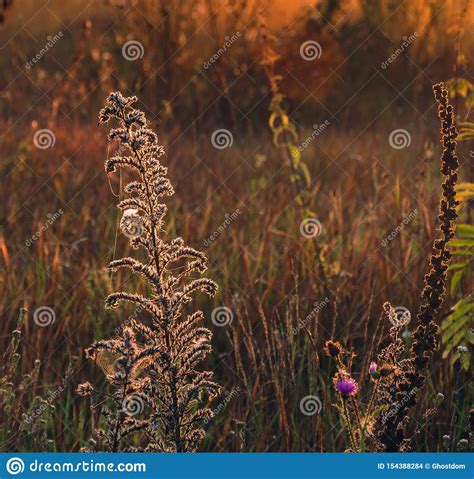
[443,78,473,372]
[442,197,473,371]
[258,20,313,212]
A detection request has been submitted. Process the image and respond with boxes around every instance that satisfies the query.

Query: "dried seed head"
[324,340,343,357]
[76,382,94,397]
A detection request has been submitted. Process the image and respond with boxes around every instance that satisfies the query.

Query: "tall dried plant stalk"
[78,92,220,452]
[324,83,460,452]
[376,82,460,451]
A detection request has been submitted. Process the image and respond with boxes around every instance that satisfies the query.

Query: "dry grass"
[0,107,470,451]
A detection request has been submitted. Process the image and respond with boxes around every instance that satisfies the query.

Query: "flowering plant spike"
[323,83,460,453]
[78,92,220,452]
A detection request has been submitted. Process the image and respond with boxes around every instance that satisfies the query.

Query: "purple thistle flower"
[335,377,358,396]
[369,362,377,374]
[369,362,380,380]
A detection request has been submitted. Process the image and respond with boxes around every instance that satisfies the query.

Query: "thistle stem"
[342,398,358,451]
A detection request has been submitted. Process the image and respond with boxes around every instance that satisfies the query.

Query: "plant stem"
[342,398,358,451]
[131,130,182,453]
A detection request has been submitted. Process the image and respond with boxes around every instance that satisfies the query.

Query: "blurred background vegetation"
[0,0,473,128]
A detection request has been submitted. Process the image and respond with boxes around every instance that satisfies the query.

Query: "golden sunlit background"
[0,0,472,453]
